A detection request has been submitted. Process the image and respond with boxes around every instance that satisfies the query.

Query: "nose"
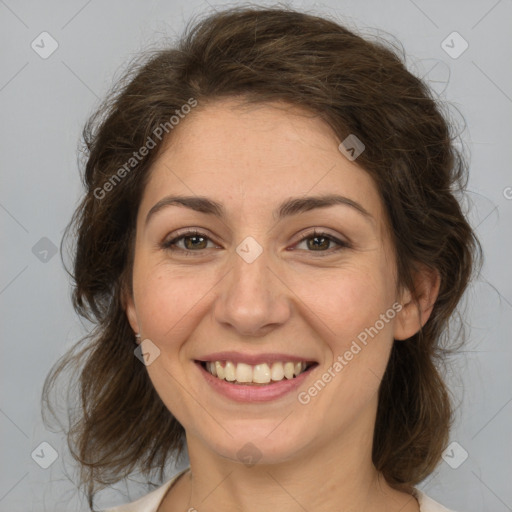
[213,244,291,337]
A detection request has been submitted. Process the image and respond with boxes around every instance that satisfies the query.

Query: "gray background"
[1,0,511,510]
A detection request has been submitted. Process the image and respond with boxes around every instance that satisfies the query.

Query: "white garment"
[103,468,457,512]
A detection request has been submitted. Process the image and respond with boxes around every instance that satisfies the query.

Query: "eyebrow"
[145,194,374,226]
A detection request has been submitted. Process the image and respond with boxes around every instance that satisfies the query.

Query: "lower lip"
[196,362,316,403]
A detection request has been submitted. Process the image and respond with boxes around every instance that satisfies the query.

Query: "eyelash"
[161,229,349,257]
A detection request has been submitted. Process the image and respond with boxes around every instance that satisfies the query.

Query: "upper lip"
[195,351,318,365]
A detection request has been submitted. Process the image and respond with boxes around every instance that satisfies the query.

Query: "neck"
[162,419,419,512]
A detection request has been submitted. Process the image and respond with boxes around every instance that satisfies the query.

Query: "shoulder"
[413,488,459,512]
[102,468,189,512]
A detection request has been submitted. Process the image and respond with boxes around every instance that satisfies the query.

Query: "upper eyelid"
[163,228,217,245]
[294,231,350,251]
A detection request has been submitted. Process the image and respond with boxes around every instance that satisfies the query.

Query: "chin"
[197,422,313,467]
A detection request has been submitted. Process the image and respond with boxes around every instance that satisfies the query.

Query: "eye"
[161,229,218,255]
[293,229,349,255]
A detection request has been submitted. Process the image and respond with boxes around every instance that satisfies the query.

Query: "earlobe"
[393,266,441,341]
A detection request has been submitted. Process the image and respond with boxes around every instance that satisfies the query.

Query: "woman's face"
[125,99,417,466]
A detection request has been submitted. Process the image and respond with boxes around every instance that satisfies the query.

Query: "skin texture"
[124,99,439,512]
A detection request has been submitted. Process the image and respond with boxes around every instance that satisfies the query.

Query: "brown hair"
[42,5,481,508]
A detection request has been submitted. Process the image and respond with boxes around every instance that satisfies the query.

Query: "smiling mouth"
[197,360,318,386]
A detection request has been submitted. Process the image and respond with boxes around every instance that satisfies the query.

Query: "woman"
[42,5,480,512]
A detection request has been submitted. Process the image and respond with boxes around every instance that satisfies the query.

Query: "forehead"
[140,99,385,226]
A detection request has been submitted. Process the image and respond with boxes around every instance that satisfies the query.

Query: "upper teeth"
[205,361,308,384]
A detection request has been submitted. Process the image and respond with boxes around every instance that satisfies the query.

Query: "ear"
[121,284,140,336]
[393,265,441,341]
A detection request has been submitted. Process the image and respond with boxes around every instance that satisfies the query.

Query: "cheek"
[297,263,397,346]
[303,273,397,402]
[133,262,218,345]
